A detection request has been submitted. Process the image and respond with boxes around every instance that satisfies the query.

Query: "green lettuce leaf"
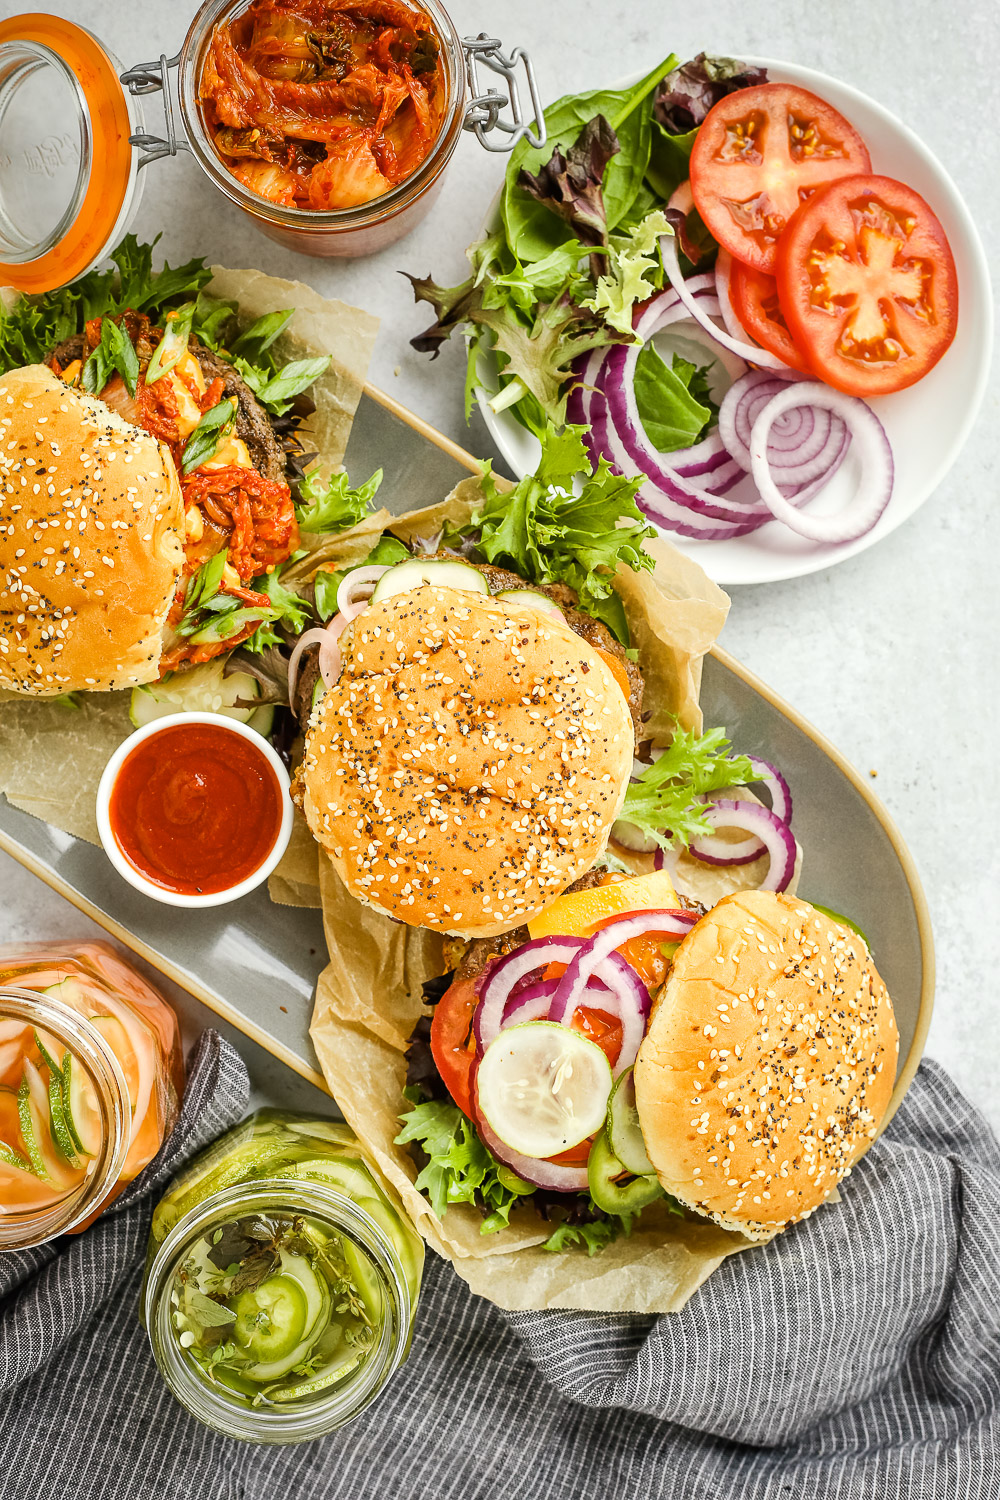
[395,1097,636,1248]
[621,724,756,849]
[244,570,312,652]
[0,234,210,374]
[503,53,679,264]
[583,209,671,335]
[446,423,653,643]
[633,344,715,452]
[295,466,383,534]
[395,1098,535,1231]
[542,1215,633,1256]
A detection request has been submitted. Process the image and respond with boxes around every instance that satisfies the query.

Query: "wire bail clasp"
[120,53,190,170]
[461,35,546,154]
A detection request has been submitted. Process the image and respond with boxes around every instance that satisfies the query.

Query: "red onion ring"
[501,980,559,1028]
[659,231,789,371]
[748,757,793,827]
[574,949,649,1076]
[473,1099,590,1193]
[694,801,797,892]
[720,371,850,488]
[749,384,894,543]
[287,620,347,704]
[336,564,391,622]
[685,757,795,866]
[549,911,698,1031]
[476,938,586,1051]
[714,249,753,344]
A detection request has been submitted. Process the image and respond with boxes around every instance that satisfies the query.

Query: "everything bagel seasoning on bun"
[0,365,184,695]
[297,585,636,938]
[634,889,898,1241]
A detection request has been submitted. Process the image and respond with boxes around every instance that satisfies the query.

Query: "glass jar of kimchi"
[0,941,183,1249]
[0,3,543,291]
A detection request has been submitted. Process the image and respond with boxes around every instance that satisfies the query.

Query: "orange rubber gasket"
[0,14,134,293]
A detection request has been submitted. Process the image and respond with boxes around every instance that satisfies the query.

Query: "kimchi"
[199,0,448,210]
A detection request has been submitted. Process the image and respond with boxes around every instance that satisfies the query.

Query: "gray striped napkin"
[1,1051,997,1499]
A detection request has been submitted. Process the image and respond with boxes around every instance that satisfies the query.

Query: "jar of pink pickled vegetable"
[0,941,183,1249]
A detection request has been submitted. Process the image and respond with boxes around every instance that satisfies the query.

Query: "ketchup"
[109,723,284,895]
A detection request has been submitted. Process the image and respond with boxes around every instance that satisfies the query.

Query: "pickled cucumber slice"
[64,1052,102,1157]
[17,1076,48,1180]
[233,1275,309,1365]
[371,558,489,603]
[41,978,95,1014]
[264,1353,364,1403]
[129,660,271,734]
[238,1251,330,1382]
[606,1067,655,1178]
[0,1139,30,1172]
[21,1061,77,1190]
[33,1032,80,1167]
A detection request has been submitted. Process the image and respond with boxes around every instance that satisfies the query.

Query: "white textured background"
[0,0,997,1125]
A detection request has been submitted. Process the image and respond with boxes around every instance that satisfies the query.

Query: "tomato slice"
[429,977,478,1118]
[729,260,811,374]
[689,83,871,273]
[569,1006,622,1069]
[775,173,959,397]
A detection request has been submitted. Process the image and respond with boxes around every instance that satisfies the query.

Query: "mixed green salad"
[407,53,761,446]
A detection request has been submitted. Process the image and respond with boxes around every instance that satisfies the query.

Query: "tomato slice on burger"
[689,83,871,274]
[729,260,811,374]
[775,173,959,397]
[429,977,478,1117]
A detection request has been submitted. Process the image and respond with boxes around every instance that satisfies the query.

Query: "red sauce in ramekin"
[108,723,284,895]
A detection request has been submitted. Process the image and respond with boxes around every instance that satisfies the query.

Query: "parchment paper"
[308,478,768,1313]
[0,268,378,882]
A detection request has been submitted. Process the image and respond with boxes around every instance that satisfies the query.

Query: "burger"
[398,878,899,1250]
[0,365,185,695]
[295,560,642,937]
[0,240,372,717]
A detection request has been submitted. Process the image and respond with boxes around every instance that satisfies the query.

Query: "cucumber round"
[233,1274,309,1365]
[587,1127,663,1216]
[493,588,562,618]
[239,1251,330,1382]
[607,1067,655,1178]
[371,558,489,603]
[477,1021,613,1159]
[129,660,267,732]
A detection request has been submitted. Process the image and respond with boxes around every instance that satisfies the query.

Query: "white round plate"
[476,57,992,587]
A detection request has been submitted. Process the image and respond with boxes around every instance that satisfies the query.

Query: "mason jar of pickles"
[142,1112,424,1443]
[0,941,183,1248]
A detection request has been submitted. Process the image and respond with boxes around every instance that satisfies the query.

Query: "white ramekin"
[95,711,294,908]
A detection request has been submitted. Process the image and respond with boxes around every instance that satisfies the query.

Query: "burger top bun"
[298,585,635,938]
[634,890,898,1242]
[0,365,183,696]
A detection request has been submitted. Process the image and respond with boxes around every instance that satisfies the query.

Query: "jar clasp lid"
[461,35,546,154]
[120,53,190,170]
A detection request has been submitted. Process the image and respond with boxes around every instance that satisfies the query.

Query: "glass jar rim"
[0,16,142,292]
[144,1178,413,1443]
[0,986,132,1247]
[176,0,467,231]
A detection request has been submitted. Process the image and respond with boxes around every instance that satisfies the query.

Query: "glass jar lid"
[0,15,140,293]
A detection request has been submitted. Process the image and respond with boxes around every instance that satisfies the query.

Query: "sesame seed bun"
[298,586,635,938]
[0,364,184,696]
[634,890,898,1242]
